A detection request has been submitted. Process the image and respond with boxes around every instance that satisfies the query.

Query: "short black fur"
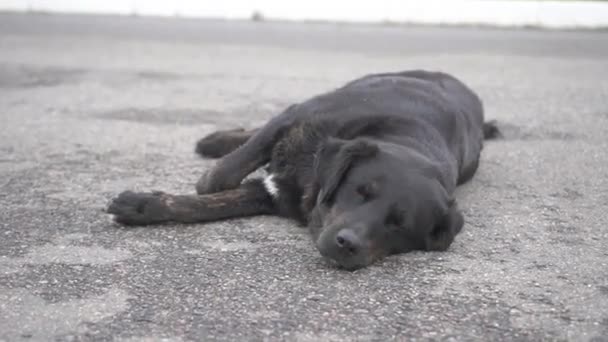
[107,70,498,270]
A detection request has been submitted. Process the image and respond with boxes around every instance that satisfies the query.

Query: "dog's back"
[271,70,486,189]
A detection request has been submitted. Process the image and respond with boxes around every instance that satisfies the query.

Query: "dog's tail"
[483,120,501,140]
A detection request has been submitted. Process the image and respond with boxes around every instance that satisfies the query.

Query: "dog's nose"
[335,229,362,255]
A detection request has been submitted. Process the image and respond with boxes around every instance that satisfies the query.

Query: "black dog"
[107,70,499,270]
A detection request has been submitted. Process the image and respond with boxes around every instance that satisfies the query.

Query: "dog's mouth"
[316,237,383,271]
[320,251,387,271]
[320,254,366,271]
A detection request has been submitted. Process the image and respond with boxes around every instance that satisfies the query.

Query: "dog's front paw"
[195,170,218,194]
[106,191,173,226]
[195,169,240,195]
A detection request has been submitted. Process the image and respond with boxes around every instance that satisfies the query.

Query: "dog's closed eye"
[384,209,404,227]
[356,182,377,201]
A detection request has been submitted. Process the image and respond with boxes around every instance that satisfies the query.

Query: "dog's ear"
[424,199,464,251]
[314,138,378,204]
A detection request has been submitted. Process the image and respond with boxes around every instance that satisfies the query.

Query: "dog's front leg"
[107,179,274,226]
[195,105,300,194]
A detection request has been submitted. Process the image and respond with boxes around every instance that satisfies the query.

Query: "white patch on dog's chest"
[263,174,280,198]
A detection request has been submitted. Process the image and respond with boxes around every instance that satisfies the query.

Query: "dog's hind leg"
[195,128,260,159]
[107,179,274,226]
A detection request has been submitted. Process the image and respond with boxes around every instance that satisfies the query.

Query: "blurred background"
[2,0,608,28]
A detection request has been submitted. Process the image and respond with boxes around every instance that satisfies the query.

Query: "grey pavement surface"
[1,13,608,341]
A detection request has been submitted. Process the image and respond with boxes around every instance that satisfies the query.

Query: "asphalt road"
[1,13,608,342]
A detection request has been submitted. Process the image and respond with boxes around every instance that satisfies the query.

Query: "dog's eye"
[385,211,403,227]
[356,184,374,200]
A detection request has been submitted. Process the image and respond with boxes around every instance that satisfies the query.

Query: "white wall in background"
[1,0,608,28]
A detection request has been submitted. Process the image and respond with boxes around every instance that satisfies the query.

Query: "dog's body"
[108,70,498,270]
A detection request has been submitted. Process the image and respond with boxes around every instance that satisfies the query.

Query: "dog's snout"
[316,226,373,270]
[335,229,361,255]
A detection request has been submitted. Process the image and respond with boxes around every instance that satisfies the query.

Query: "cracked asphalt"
[1,13,608,341]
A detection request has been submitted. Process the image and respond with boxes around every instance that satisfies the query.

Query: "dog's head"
[309,138,463,270]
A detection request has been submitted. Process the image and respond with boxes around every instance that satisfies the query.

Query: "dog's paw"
[106,191,173,226]
[195,128,245,158]
[195,169,240,195]
[195,170,220,195]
